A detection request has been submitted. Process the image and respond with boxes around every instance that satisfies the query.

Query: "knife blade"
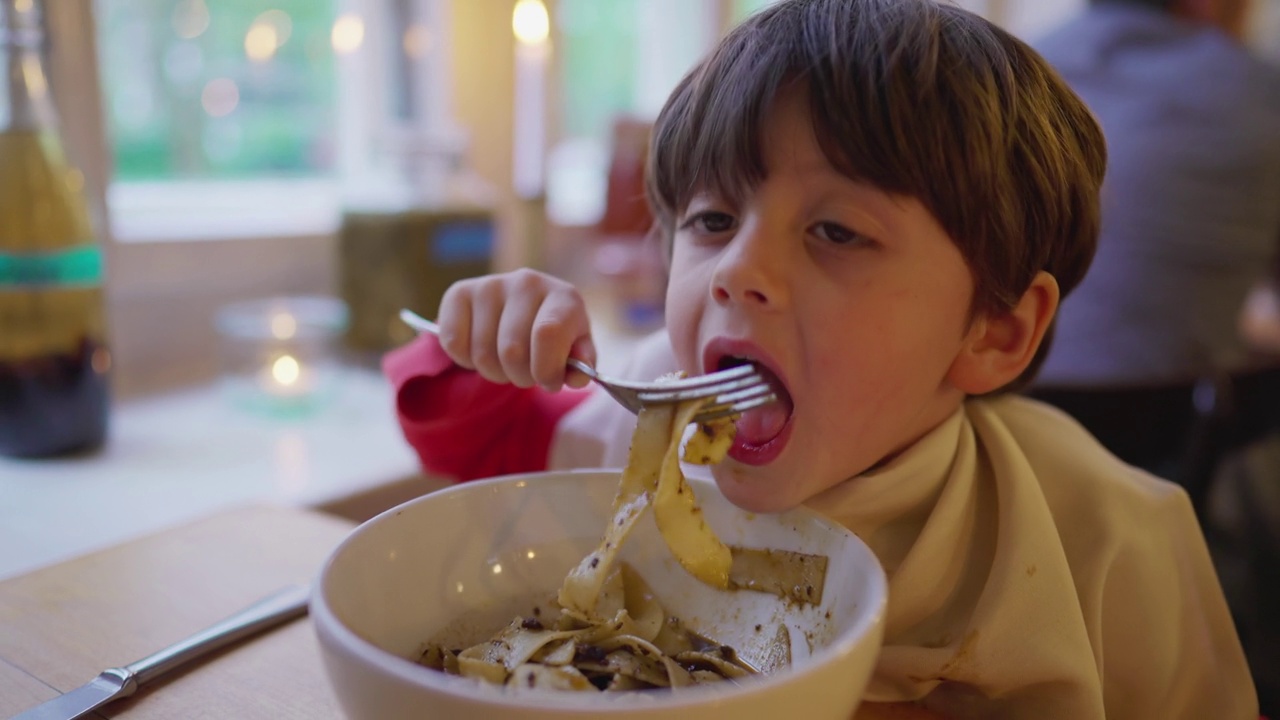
[9,584,311,720]
[8,669,132,720]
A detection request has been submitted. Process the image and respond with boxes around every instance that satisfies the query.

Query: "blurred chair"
[589,116,666,331]
[597,116,655,239]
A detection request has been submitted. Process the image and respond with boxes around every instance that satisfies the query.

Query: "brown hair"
[645,0,1106,391]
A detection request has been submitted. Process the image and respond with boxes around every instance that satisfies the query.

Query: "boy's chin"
[709,464,802,515]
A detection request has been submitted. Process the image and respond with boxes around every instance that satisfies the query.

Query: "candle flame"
[245,10,292,63]
[512,0,549,45]
[245,22,279,62]
[271,355,302,386]
[331,13,365,54]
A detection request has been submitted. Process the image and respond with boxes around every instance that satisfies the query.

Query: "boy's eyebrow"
[680,176,907,241]
[680,191,725,212]
[824,199,893,239]
[802,171,908,236]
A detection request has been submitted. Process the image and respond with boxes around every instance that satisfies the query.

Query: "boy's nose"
[710,224,787,309]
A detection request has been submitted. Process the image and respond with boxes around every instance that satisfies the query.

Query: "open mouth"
[716,356,794,449]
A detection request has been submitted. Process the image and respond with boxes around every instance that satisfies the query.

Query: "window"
[97,0,337,182]
[91,0,455,242]
[93,0,343,241]
[556,0,639,144]
[547,0,718,227]
[45,0,461,396]
[731,0,779,22]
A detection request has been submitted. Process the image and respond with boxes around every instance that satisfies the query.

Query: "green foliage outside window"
[732,0,780,22]
[96,0,337,181]
[555,0,639,142]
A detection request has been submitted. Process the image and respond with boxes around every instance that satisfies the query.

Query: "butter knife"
[9,584,311,720]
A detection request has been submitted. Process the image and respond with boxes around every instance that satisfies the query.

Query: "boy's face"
[665,90,979,513]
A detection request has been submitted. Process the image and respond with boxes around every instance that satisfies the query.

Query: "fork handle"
[565,357,596,378]
[399,309,440,336]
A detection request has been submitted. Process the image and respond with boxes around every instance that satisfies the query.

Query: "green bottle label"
[0,245,104,288]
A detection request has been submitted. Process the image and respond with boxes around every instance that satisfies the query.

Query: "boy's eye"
[813,221,868,246]
[684,211,736,234]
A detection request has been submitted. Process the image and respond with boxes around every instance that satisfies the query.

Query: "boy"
[383,0,1256,717]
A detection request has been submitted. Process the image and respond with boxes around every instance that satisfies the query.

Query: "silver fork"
[398,309,775,422]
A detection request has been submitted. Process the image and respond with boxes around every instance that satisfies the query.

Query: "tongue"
[734,395,792,446]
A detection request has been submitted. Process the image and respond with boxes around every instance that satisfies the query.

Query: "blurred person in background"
[1030,0,1280,712]
[1029,0,1280,497]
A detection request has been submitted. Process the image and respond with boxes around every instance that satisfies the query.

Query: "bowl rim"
[311,468,888,712]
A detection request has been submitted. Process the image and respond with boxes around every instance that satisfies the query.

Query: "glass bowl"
[214,296,349,417]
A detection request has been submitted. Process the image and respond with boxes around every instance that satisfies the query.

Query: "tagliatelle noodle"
[559,397,733,620]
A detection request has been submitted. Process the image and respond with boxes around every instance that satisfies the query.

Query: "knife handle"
[123,584,312,687]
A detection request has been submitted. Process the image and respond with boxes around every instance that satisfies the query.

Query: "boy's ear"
[947,271,1060,395]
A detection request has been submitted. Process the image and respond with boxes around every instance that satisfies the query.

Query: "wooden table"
[0,505,356,719]
[0,504,935,720]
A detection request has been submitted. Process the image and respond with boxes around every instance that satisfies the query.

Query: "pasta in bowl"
[311,467,887,719]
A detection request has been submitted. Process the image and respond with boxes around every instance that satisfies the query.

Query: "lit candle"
[215,297,346,417]
[512,0,550,199]
[261,311,309,398]
[262,352,314,399]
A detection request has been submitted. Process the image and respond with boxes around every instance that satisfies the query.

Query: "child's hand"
[436,269,597,391]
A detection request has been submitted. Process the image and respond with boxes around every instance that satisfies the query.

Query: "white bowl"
[311,469,887,720]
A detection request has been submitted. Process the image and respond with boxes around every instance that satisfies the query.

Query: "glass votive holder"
[214,296,349,418]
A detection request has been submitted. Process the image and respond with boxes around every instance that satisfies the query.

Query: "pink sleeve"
[381,335,593,482]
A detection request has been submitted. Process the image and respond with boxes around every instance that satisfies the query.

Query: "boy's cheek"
[662,278,701,348]
[662,310,702,374]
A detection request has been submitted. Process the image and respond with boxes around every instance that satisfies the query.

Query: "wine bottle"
[0,0,110,458]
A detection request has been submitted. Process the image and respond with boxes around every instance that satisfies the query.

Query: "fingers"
[435,269,593,390]
[494,282,543,387]
[466,277,518,384]
[436,281,475,368]
[531,287,593,390]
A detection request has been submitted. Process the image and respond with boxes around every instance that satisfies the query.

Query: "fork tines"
[635,371,762,404]
[691,385,777,422]
[635,368,777,422]
[630,364,756,393]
